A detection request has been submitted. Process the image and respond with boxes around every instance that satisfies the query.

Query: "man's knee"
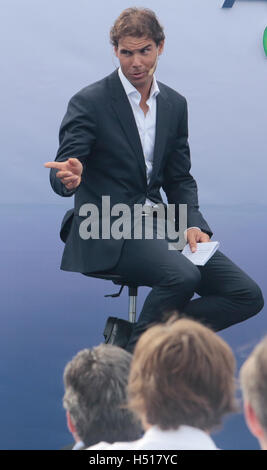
[240,282,264,320]
[250,283,264,314]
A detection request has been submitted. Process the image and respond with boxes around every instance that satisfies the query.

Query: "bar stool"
[83,272,140,348]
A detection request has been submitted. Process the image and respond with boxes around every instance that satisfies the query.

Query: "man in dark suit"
[45,8,264,352]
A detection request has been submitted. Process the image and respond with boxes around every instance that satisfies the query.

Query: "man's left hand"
[186,228,210,253]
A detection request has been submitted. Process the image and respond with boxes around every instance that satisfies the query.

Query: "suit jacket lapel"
[149,86,172,187]
[108,70,147,183]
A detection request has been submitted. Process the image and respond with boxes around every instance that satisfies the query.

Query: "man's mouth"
[131,71,145,79]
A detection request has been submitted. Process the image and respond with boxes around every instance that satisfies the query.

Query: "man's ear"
[244,401,265,440]
[114,46,119,58]
[158,40,165,56]
[66,410,77,435]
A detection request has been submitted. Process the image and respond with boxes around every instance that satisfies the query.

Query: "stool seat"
[84,272,140,288]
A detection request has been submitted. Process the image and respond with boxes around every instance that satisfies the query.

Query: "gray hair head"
[240,336,267,434]
[63,344,142,446]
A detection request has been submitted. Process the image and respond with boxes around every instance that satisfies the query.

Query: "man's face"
[114,36,164,89]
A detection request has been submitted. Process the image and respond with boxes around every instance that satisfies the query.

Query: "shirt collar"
[118,67,160,100]
[145,425,218,450]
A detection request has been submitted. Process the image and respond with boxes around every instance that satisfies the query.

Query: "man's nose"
[131,53,142,68]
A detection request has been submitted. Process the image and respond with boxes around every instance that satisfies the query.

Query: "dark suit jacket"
[50,69,212,274]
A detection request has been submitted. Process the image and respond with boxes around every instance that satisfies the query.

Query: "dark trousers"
[112,217,264,353]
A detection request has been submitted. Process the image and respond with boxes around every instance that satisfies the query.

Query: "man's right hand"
[44,158,83,191]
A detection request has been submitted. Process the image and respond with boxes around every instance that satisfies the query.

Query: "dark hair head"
[110,7,165,48]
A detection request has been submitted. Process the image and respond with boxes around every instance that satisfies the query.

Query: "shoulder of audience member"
[87,440,136,450]
[86,441,111,450]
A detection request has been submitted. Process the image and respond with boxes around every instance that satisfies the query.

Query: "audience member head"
[128,317,237,432]
[240,336,267,450]
[63,344,142,447]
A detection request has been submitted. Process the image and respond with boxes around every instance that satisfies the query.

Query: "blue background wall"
[1,0,266,449]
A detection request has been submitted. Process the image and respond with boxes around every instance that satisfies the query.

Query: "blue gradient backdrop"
[1,0,266,449]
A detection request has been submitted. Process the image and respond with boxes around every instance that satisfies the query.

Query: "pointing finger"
[44,162,66,170]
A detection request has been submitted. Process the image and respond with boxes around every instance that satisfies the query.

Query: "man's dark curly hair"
[110,7,165,48]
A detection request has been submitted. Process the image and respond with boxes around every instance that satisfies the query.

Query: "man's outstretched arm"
[44,91,97,197]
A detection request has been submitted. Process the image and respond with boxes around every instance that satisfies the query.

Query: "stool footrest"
[103,316,135,348]
[104,285,124,298]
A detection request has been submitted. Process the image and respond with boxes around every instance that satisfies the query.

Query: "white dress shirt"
[118,67,159,207]
[118,67,201,236]
[87,425,218,450]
